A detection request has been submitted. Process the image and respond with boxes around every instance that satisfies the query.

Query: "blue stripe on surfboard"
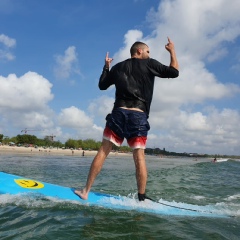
[0,171,228,218]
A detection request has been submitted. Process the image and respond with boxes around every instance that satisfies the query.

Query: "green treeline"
[0,133,238,158]
[0,133,131,152]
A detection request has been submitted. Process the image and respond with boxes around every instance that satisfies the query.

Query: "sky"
[0,0,240,155]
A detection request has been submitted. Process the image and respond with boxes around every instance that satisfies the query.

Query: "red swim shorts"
[103,108,150,150]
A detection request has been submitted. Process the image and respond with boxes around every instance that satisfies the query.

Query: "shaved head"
[130,41,148,56]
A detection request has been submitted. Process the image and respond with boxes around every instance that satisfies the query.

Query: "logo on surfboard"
[14,179,44,189]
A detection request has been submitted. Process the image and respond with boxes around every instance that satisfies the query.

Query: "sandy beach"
[0,145,221,161]
[0,145,131,157]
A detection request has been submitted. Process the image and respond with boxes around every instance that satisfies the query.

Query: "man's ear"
[137,48,142,55]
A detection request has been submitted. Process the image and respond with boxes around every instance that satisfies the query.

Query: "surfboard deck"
[0,171,227,218]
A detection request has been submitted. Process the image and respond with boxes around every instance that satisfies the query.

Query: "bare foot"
[74,189,88,200]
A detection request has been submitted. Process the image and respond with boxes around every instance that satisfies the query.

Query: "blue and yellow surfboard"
[0,171,228,218]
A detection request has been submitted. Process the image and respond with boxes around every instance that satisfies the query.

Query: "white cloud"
[0,34,16,47]
[54,46,81,79]
[88,95,114,119]
[0,71,54,131]
[0,34,16,61]
[0,72,53,111]
[58,106,103,140]
[151,61,240,114]
[145,0,240,61]
[146,107,240,155]
[207,48,228,62]
[56,96,115,141]
[58,106,93,128]
[0,50,15,61]
[113,30,143,61]
[75,124,103,141]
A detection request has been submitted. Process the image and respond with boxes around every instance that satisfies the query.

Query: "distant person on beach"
[75,37,179,201]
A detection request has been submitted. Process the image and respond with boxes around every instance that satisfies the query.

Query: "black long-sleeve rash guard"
[99,58,179,115]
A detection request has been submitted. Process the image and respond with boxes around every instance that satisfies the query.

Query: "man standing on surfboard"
[75,37,179,201]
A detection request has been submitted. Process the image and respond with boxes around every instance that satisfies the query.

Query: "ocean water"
[0,154,240,240]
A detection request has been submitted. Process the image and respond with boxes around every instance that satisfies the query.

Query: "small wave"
[190,195,206,201]
[215,201,240,217]
[157,199,240,218]
[225,194,240,201]
[0,193,82,210]
[232,159,240,162]
[99,196,231,217]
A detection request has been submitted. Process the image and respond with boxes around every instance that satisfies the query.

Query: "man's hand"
[165,37,179,70]
[165,37,175,53]
[105,52,113,68]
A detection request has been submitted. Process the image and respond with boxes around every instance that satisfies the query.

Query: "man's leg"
[133,148,147,195]
[75,139,113,200]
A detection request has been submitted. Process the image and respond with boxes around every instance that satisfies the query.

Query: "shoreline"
[1,145,232,161]
[0,145,131,157]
